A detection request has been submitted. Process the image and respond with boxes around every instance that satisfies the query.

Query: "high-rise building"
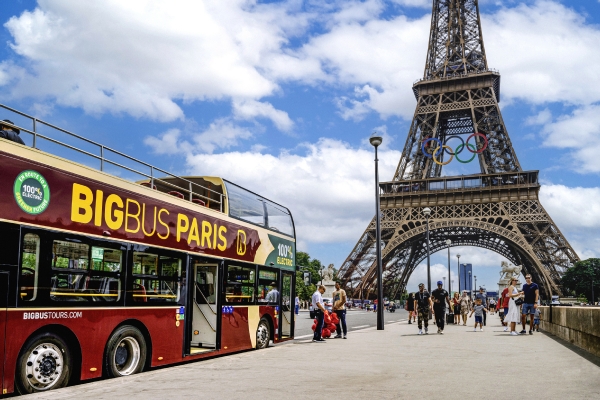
[459,264,473,294]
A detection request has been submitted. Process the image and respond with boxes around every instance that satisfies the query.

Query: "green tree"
[561,258,600,303]
[295,251,324,301]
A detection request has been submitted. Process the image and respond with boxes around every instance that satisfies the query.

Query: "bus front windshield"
[224,181,294,237]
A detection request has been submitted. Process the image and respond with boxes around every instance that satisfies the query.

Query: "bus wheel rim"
[256,322,269,348]
[24,343,64,391]
[113,336,141,375]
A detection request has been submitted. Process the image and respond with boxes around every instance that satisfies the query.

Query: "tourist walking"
[505,277,524,336]
[533,305,542,332]
[469,298,487,331]
[414,283,433,335]
[431,281,451,334]
[475,287,488,326]
[452,292,461,324]
[405,293,416,324]
[311,285,327,343]
[520,274,539,335]
[489,298,496,315]
[295,296,300,315]
[459,291,470,326]
[500,286,510,330]
[332,282,347,339]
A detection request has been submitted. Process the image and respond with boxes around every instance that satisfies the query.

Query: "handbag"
[514,297,524,306]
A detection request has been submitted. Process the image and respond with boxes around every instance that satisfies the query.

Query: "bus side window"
[224,265,255,304]
[20,233,40,301]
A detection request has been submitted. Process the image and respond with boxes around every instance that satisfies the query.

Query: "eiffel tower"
[338,0,578,299]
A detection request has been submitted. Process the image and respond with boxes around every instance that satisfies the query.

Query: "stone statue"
[320,264,335,283]
[499,261,522,286]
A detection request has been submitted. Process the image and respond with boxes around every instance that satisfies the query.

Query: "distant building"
[459,263,473,294]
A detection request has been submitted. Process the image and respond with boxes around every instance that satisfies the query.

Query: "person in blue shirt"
[520,274,539,335]
[0,119,25,145]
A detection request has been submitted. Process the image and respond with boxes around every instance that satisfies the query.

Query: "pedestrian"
[373,299,377,313]
[520,274,539,335]
[332,282,347,339]
[475,287,488,326]
[489,298,496,315]
[0,119,25,145]
[413,283,433,335]
[459,291,470,326]
[505,277,524,336]
[469,298,487,331]
[500,286,510,330]
[431,281,451,334]
[405,293,415,324]
[452,292,461,324]
[265,282,279,303]
[533,306,542,332]
[295,296,300,315]
[312,285,327,343]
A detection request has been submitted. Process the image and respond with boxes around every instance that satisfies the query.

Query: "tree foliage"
[295,251,324,301]
[561,258,600,303]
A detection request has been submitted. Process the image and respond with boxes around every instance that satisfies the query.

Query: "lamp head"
[445,239,451,245]
[369,134,383,147]
[457,253,461,258]
[423,207,431,216]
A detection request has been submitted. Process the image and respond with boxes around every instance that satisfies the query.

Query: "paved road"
[26,312,600,399]
[294,309,408,337]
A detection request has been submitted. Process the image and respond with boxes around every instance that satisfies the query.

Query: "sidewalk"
[25,315,600,399]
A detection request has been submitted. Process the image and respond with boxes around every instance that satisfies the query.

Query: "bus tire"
[256,318,270,349]
[104,325,147,378]
[15,332,72,394]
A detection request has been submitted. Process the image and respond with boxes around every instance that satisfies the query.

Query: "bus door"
[189,261,218,352]
[280,272,294,339]
[0,271,8,393]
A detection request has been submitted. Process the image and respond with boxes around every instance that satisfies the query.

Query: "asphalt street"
[294,309,409,337]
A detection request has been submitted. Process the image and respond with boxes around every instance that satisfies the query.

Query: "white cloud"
[184,138,402,243]
[2,0,306,126]
[232,99,294,132]
[143,128,186,155]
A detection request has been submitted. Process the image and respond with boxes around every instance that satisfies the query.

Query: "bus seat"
[168,191,184,199]
[140,182,157,190]
[133,283,147,302]
[192,198,206,206]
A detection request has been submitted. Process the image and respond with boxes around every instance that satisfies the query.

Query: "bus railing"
[0,103,224,213]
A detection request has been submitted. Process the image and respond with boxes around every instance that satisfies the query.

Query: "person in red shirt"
[500,287,510,331]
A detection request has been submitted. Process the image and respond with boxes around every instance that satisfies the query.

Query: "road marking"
[352,325,370,329]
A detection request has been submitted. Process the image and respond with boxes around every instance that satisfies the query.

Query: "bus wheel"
[104,325,147,378]
[15,332,72,394]
[256,318,270,349]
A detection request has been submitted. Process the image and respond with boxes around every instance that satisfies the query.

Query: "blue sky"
[1,0,599,294]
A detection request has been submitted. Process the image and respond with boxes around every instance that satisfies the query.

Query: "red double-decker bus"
[0,105,296,395]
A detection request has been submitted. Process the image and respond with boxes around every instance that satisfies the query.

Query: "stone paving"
[25,314,600,399]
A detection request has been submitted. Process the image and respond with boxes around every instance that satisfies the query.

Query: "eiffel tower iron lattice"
[338,0,578,299]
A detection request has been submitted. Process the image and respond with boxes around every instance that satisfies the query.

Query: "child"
[469,298,487,331]
[534,307,542,332]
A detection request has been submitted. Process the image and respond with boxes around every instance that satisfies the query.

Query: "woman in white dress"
[504,277,524,336]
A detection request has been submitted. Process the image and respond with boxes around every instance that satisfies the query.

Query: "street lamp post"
[370,133,384,331]
[446,239,451,294]
[443,277,446,290]
[592,279,595,306]
[468,271,471,298]
[423,207,432,293]
[457,254,461,293]
[474,276,477,297]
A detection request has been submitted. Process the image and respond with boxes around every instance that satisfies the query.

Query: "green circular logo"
[13,170,50,215]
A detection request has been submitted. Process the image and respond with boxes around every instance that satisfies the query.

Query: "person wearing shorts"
[521,274,539,335]
[469,298,486,331]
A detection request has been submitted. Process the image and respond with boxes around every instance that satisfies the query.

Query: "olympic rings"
[420,133,488,165]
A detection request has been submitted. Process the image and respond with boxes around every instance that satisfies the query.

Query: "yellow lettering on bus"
[201,221,212,249]
[105,194,124,230]
[212,223,218,249]
[188,217,200,246]
[217,226,227,251]
[141,204,157,237]
[125,198,141,233]
[236,230,247,256]
[94,190,104,226]
[157,208,170,239]
[176,213,189,242]
[71,183,93,223]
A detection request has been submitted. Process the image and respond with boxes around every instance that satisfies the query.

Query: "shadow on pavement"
[541,331,600,368]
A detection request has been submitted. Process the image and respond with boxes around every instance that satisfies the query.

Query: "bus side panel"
[259,306,279,342]
[221,307,251,351]
[1,272,8,395]
[3,307,183,390]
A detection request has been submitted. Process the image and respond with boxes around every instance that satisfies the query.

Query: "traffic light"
[303,272,311,285]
